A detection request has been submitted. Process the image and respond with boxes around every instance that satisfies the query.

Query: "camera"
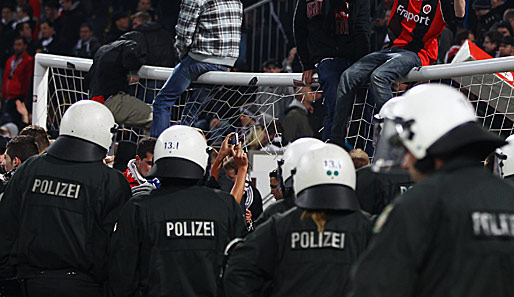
[229,133,239,145]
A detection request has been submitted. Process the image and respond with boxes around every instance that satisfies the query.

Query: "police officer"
[224,143,372,297]
[0,100,131,297]
[109,125,247,297]
[350,84,514,297]
[356,97,413,215]
[254,137,323,227]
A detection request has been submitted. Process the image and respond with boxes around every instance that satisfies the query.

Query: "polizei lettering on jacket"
[396,4,430,25]
[165,220,215,238]
[472,211,514,238]
[290,231,345,249]
[31,178,81,199]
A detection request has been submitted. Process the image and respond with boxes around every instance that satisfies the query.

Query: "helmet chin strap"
[414,156,436,175]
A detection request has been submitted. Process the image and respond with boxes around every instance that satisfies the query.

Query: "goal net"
[33,54,514,159]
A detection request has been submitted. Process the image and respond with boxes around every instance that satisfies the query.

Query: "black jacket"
[60,3,87,54]
[224,207,372,297]
[0,154,131,282]
[254,193,295,227]
[109,183,247,297]
[355,165,413,215]
[293,0,370,70]
[135,23,176,67]
[85,39,146,99]
[350,157,514,297]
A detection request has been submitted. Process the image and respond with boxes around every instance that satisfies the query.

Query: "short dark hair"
[20,4,33,18]
[80,22,93,31]
[19,125,50,153]
[269,169,278,179]
[485,30,504,45]
[41,19,55,28]
[13,36,28,46]
[15,21,31,33]
[6,135,39,163]
[262,59,281,70]
[2,4,16,12]
[136,137,156,159]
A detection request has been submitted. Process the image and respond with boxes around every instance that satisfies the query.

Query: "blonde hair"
[301,210,327,232]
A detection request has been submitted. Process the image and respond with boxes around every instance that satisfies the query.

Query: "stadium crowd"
[0,0,514,296]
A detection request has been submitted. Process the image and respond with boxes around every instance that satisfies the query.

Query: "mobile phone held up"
[229,133,239,146]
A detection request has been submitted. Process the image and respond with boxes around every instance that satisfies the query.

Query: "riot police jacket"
[0,153,131,281]
[356,165,414,215]
[254,193,295,227]
[224,207,372,297]
[109,183,247,297]
[350,156,514,297]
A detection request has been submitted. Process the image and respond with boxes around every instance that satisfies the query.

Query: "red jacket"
[2,52,34,100]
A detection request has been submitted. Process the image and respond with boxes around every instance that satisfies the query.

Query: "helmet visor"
[371,119,406,172]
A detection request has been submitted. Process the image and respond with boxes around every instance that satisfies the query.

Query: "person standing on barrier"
[149,0,243,138]
[349,84,514,297]
[330,0,466,148]
[109,125,247,297]
[224,143,372,297]
[0,100,131,297]
[293,0,370,141]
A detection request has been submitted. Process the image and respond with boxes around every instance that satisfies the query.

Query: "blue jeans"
[316,57,353,141]
[150,56,227,137]
[331,48,421,146]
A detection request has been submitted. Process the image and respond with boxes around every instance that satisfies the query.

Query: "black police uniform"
[350,156,514,297]
[253,193,295,227]
[0,153,131,297]
[109,182,247,297]
[224,206,372,297]
[355,165,413,215]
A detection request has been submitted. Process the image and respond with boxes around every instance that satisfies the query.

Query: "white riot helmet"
[495,135,514,178]
[146,125,209,179]
[47,100,117,162]
[293,143,359,211]
[280,137,323,188]
[372,96,406,172]
[375,84,505,171]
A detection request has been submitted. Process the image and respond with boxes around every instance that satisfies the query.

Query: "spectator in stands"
[2,36,33,104]
[268,168,283,202]
[131,11,175,67]
[483,30,504,56]
[283,86,316,144]
[60,0,86,54]
[294,0,370,141]
[495,21,513,36]
[253,59,294,122]
[1,134,38,184]
[85,38,153,130]
[0,122,18,138]
[444,29,475,63]
[134,0,157,21]
[371,0,393,51]
[19,125,50,153]
[0,4,17,81]
[105,11,130,43]
[350,148,370,170]
[12,4,36,35]
[330,0,466,148]
[35,20,63,54]
[73,23,101,58]
[149,0,243,137]
[122,137,156,188]
[471,0,504,44]
[505,9,514,32]
[42,1,61,34]
[499,36,514,56]
[15,21,36,56]
[260,120,285,152]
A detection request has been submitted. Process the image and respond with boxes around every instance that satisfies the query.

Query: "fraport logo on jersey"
[396,4,431,26]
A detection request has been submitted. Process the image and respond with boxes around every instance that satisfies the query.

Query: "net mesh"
[44,66,514,157]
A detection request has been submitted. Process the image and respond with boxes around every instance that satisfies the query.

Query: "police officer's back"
[0,100,131,297]
[350,84,514,297]
[109,125,247,297]
[224,143,372,297]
